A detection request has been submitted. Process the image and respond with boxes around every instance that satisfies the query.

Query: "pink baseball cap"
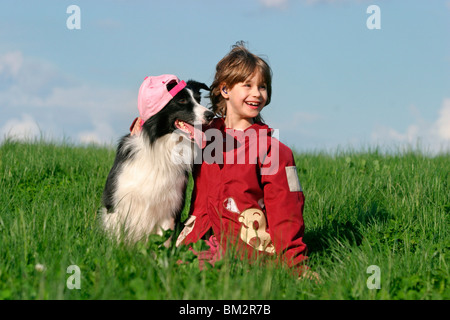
[137,74,187,122]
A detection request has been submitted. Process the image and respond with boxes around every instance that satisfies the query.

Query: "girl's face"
[222,72,268,130]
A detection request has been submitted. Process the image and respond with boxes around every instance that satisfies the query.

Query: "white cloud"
[0,113,41,141]
[0,51,136,145]
[0,51,23,78]
[436,98,450,140]
[259,0,289,9]
[78,121,117,145]
[371,99,450,153]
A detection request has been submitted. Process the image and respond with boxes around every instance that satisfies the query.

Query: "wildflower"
[35,264,45,272]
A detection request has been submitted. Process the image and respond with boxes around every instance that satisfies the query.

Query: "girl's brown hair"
[210,41,272,123]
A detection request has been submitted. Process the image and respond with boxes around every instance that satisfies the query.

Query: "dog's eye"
[178,98,188,104]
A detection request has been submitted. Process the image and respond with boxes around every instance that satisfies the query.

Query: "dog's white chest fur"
[102,134,191,242]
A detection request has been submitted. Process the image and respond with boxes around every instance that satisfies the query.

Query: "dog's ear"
[186,80,210,104]
[187,80,210,93]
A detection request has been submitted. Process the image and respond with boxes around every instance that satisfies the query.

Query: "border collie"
[101,78,213,243]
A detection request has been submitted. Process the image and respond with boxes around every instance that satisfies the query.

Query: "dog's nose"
[204,111,214,123]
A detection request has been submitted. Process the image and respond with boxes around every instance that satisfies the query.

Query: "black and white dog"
[101,79,213,243]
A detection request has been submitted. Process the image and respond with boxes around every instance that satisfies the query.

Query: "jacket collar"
[212,117,272,136]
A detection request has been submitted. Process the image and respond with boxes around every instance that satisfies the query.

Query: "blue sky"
[1,0,449,153]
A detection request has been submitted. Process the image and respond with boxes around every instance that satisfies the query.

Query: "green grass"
[0,139,448,300]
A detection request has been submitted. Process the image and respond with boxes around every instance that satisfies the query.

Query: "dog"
[101,75,214,243]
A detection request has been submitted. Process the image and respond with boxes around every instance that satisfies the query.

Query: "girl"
[177,42,312,278]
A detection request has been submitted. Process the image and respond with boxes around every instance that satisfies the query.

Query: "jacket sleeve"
[260,139,308,268]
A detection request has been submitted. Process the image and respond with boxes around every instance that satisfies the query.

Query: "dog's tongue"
[184,122,206,149]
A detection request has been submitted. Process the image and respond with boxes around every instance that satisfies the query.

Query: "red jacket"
[176,118,308,268]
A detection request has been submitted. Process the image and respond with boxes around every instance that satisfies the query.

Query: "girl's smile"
[245,100,263,109]
[222,72,268,129]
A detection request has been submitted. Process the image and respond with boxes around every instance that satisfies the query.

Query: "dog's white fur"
[101,134,192,243]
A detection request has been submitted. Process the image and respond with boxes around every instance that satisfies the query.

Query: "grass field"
[0,139,448,300]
